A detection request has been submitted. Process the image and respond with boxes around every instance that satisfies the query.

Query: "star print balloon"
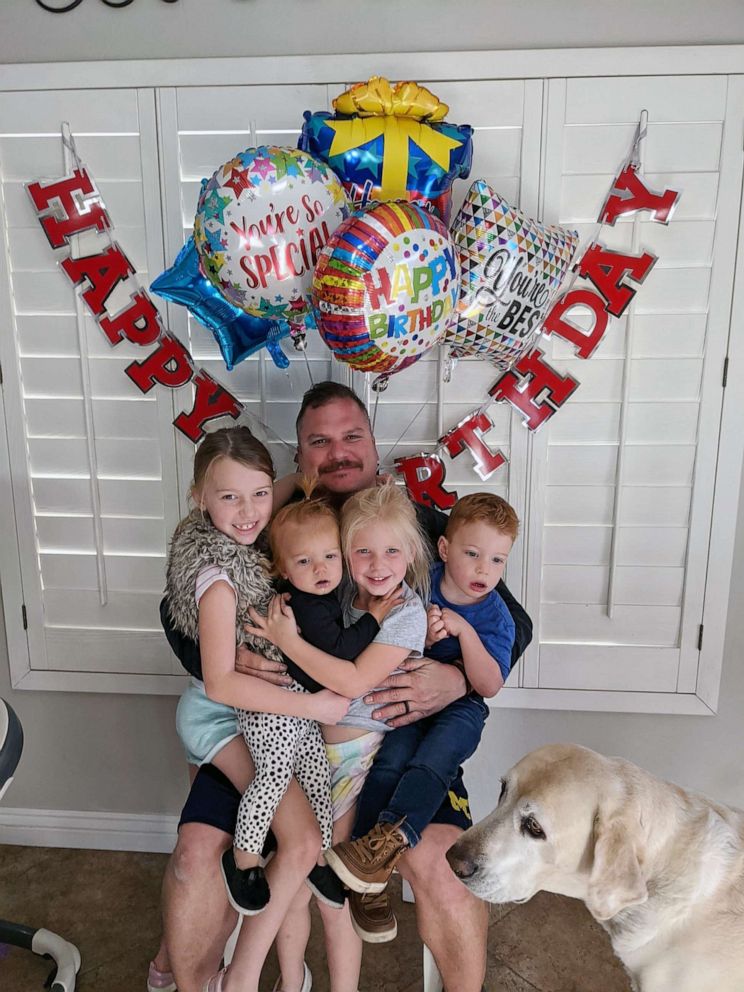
[193,145,349,327]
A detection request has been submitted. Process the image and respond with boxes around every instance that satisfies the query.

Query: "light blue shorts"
[176,678,240,766]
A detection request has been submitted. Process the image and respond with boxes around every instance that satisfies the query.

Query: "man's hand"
[235,644,292,687]
[363,656,467,728]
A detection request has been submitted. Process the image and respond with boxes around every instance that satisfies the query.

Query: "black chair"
[0,697,81,991]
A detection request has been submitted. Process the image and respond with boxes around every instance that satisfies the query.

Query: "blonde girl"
[165,426,348,992]
[247,482,430,985]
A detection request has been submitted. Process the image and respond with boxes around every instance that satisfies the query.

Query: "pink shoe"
[271,962,312,992]
[202,967,227,992]
[147,960,177,992]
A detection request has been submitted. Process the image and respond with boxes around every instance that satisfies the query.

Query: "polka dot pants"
[234,682,333,855]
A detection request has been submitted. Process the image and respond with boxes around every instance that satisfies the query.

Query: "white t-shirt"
[195,565,235,605]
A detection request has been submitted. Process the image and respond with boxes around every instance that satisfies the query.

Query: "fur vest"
[165,510,284,665]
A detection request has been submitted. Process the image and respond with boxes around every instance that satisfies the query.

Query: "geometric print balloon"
[446,180,580,370]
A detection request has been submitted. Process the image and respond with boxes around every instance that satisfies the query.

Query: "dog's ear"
[586,808,647,921]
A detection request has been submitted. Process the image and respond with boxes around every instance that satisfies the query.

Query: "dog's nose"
[446,846,478,879]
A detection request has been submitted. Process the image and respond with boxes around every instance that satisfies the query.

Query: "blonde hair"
[445,492,519,542]
[340,483,430,600]
[269,477,340,575]
[191,426,275,499]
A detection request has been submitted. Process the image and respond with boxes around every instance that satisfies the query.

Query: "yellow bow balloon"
[299,76,473,223]
[333,77,449,122]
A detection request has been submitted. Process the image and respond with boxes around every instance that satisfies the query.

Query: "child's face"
[347,521,409,599]
[438,520,513,605]
[195,457,273,546]
[278,522,343,596]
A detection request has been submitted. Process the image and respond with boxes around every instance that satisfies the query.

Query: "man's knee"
[399,825,468,899]
[169,823,232,886]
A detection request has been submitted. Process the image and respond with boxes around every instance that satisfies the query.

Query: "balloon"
[312,201,459,386]
[151,238,290,370]
[300,77,473,224]
[445,181,580,370]
[193,145,349,326]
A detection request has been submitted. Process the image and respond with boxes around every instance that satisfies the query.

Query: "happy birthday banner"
[26,156,244,444]
[25,121,679,497]
[392,147,681,509]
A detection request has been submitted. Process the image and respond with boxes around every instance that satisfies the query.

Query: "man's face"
[297,398,379,497]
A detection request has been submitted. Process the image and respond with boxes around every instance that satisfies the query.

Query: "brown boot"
[349,890,398,943]
[325,820,409,893]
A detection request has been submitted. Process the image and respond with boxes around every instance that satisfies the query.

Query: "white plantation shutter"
[0,88,183,689]
[0,58,741,709]
[516,75,743,710]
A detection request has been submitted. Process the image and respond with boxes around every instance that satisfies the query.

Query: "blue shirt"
[427,562,515,682]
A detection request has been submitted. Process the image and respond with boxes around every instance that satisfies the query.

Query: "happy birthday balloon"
[193,146,349,326]
[446,181,580,369]
[300,77,473,224]
[312,201,459,385]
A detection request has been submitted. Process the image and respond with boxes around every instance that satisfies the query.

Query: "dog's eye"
[521,815,546,840]
[498,780,507,803]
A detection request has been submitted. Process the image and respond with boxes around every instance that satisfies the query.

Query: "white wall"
[2,2,744,829]
[1,0,744,65]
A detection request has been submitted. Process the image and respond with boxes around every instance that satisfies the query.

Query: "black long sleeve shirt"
[278,583,380,692]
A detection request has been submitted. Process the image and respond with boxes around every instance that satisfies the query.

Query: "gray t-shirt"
[340,581,427,733]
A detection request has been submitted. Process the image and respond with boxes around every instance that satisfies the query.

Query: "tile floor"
[0,844,631,991]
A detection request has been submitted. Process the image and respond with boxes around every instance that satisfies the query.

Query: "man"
[158,382,532,992]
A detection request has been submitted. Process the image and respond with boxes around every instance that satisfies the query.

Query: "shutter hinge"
[697,623,704,651]
[722,356,729,388]
[21,604,28,630]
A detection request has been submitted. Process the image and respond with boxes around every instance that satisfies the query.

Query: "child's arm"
[199,581,349,724]
[291,587,403,662]
[247,596,411,697]
[438,608,506,699]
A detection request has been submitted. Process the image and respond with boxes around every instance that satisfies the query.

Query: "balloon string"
[371,389,380,433]
[380,380,440,467]
[301,345,314,386]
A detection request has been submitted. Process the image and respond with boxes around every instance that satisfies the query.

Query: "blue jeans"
[352,695,488,848]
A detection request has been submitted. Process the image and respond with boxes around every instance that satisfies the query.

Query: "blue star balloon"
[151,238,290,370]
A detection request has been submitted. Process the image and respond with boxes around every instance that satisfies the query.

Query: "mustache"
[319,459,363,475]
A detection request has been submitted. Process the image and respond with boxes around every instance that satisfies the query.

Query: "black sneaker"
[220,848,270,915]
[306,864,346,909]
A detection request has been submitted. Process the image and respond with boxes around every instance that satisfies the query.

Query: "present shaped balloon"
[300,77,473,224]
